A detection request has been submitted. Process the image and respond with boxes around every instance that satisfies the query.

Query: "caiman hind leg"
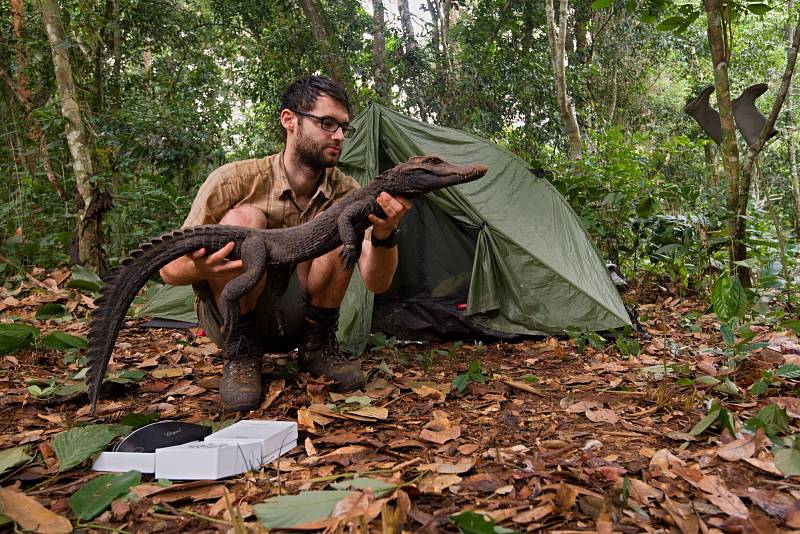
[218,235,269,411]
[219,235,269,340]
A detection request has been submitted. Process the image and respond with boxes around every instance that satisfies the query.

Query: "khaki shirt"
[183,151,360,229]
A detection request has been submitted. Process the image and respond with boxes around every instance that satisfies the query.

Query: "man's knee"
[219,206,267,228]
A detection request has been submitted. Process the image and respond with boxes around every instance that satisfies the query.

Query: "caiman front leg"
[337,199,376,271]
[219,235,268,341]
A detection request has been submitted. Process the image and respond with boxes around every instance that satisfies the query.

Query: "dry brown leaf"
[556,482,578,510]
[152,483,226,503]
[746,487,795,518]
[0,486,72,534]
[419,417,461,444]
[364,378,398,399]
[458,443,480,455]
[304,437,317,456]
[151,367,184,379]
[649,448,684,478]
[743,456,783,476]
[410,382,448,402]
[318,445,371,466]
[661,495,699,534]
[585,408,620,424]
[418,458,474,474]
[620,478,663,506]
[670,463,749,517]
[564,399,601,413]
[260,379,285,410]
[418,473,462,494]
[717,435,756,461]
[512,503,554,523]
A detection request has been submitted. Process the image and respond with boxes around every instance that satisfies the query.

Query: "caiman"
[86,156,487,411]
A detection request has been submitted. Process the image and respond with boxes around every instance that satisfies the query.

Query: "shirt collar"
[276,150,334,201]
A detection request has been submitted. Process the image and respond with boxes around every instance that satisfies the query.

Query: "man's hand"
[187,241,243,279]
[369,192,412,240]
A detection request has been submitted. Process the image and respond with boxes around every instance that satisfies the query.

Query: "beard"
[294,123,341,169]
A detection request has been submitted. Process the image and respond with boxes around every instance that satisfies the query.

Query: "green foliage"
[255,490,355,528]
[0,447,33,476]
[449,511,518,534]
[689,402,736,436]
[69,470,141,520]
[52,424,131,472]
[744,404,790,439]
[565,327,606,353]
[453,360,486,393]
[0,324,39,355]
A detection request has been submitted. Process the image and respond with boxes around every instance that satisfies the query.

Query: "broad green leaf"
[690,408,723,436]
[694,375,720,386]
[714,378,740,396]
[777,364,800,379]
[254,490,354,528]
[720,321,736,345]
[453,373,471,392]
[449,511,518,534]
[590,0,613,9]
[120,412,160,429]
[41,331,88,350]
[656,16,685,31]
[52,424,131,472]
[782,320,800,335]
[0,323,39,355]
[749,380,769,396]
[746,3,770,15]
[774,447,800,476]
[69,470,141,520]
[105,369,147,385]
[330,477,397,496]
[66,265,103,292]
[745,404,789,437]
[35,303,68,320]
[0,447,32,475]
[711,275,748,323]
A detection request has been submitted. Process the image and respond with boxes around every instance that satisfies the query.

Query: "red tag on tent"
[456,303,467,311]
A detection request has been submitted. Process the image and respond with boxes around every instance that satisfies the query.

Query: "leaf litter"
[0,273,798,530]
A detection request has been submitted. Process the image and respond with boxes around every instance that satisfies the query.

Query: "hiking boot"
[298,316,365,392]
[219,314,263,411]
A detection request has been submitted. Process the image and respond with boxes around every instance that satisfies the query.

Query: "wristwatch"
[371,228,400,248]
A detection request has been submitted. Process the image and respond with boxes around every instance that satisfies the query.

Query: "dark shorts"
[194,271,306,353]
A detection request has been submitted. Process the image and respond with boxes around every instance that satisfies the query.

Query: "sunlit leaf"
[52,424,131,472]
[66,265,103,292]
[0,447,32,475]
[41,331,88,350]
[449,511,518,534]
[0,323,39,355]
[774,447,800,476]
[254,490,353,528]
[69,470,141,520]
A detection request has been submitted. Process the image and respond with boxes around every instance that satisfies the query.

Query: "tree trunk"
[371,0,388,102]
[41,0,108,273]
[703,0,743,282]
[545,0,582,161]
[297,0,352,96]
[704,142,719,187]
[735,11,800,283]
[789,0,800,239]
[397,0,427,120]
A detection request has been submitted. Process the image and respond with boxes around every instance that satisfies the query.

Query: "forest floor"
[0,268,799,533]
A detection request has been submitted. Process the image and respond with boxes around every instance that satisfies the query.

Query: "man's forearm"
[359,241,398,294]
[159,256,203,286]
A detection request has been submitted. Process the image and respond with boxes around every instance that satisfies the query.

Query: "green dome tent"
[336,103,630,354]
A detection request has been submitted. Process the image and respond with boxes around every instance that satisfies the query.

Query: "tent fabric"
[336,103,630,354]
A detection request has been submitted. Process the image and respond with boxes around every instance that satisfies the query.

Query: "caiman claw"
[339,243,360,272]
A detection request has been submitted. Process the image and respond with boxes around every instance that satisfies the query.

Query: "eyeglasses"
[292,109,355,138]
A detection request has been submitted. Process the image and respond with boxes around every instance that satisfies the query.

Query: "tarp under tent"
[139,103,631,354]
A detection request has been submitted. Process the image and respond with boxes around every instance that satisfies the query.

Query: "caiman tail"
[86,225,253,412]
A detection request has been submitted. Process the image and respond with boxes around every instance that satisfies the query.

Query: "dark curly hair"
[279,76,350,141]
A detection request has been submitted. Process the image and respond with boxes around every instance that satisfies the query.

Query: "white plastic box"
[92,420,297,480]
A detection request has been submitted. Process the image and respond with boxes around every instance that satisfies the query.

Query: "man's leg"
[198,206,269,411]
[295,247,365,391]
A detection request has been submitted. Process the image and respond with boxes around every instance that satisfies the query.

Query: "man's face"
[293,94,349,169]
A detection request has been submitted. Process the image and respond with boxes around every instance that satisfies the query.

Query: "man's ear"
[280,109,295,135]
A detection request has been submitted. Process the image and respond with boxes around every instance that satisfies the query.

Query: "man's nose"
[332,126,345,141]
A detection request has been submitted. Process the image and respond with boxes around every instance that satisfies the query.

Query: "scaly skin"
[86,156,487,411]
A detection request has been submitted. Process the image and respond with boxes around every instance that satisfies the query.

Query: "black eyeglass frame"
[291,109,355,138]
